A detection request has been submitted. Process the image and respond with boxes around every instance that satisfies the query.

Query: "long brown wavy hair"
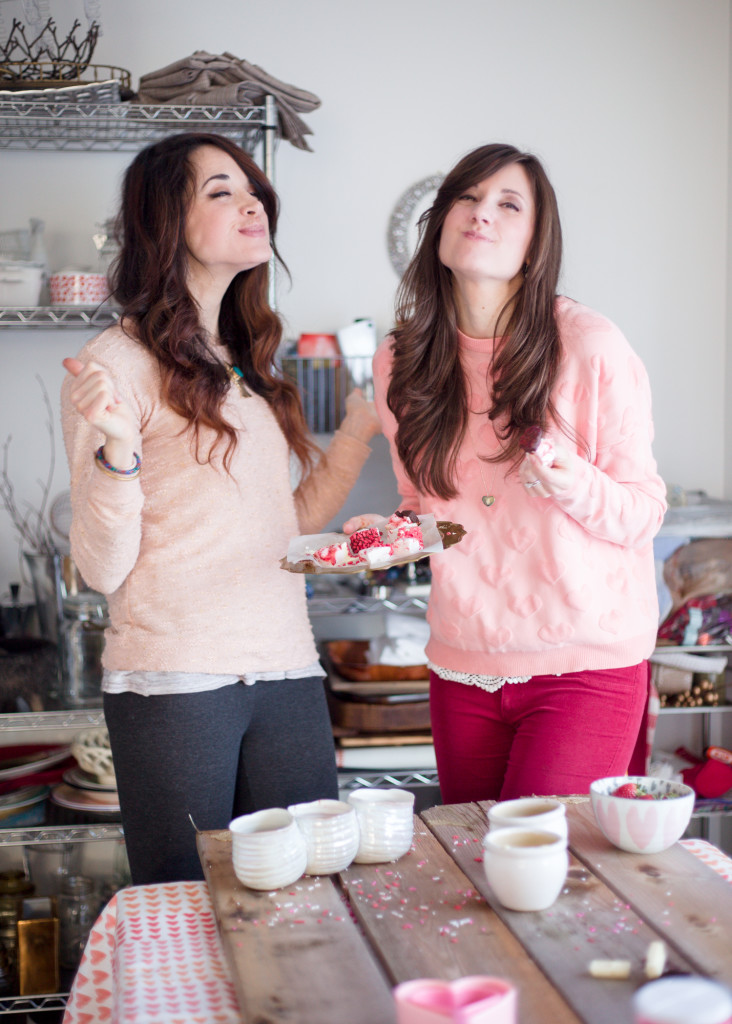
[387,143,564,499]
[109,131,317,474]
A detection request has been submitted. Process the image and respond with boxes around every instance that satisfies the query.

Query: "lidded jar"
[59,592,109,707]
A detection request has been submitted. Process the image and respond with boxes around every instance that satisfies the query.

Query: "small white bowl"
[229,808,307,890]
[347,788,415,864]
[590,776,695,854]
[288,799,360,875]
[482,827,568,912]
[488,797,568,842]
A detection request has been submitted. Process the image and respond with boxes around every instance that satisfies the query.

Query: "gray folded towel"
[137,51,321,150]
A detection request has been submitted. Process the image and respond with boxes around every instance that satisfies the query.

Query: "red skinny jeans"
[429,662,649,804]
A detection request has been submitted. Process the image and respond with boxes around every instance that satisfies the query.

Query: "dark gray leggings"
[103,676,338,885]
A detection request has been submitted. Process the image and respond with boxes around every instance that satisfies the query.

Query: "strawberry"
[349,526,381,554]
[611,783,638,798]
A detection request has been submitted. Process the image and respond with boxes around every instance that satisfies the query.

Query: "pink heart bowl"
[589,775,695,854]
[394,976,517,1024]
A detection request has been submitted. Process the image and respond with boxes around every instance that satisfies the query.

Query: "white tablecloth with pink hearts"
[62,839,732,1024]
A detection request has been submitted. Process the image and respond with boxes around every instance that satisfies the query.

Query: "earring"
[522,262,529,277]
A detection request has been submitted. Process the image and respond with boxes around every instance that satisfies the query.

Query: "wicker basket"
[0,61,130,93]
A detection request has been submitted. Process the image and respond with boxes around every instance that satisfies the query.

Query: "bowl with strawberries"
[589,775,695,854]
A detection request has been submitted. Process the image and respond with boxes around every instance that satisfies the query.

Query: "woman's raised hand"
[338,388,382,443]
[63,358,138,464]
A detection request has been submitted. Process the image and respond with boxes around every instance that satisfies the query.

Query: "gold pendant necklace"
[478,462,498,507]
[227,363,250,397]
[469,421,499,508]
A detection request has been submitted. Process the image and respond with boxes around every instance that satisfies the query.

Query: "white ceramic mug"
[487,797,568,842]
[229,808,307,890]
[347,788,415,863]
[287,798,360,875]
[482,827,568,912]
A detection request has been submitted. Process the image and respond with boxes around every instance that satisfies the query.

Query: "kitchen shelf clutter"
[651,497,732,844]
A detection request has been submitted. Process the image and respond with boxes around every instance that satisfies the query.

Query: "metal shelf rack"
[0,97,278,153]
[0,707,104,733]
[0,305,119,329]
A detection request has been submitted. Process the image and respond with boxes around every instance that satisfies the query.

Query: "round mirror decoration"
[387,173,444,276]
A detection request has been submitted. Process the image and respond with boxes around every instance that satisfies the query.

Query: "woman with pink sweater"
[359,143,666,803]
[61,133,380,883]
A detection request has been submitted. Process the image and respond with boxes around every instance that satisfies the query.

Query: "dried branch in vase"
[0,375,57,557]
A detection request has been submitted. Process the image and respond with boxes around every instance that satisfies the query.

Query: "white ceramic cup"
[287,798,360,875]
[229,808,307,890]
[347,788,415,863]
[482,827,568,912]
[487,797,568,842]
[633,976,732,1024]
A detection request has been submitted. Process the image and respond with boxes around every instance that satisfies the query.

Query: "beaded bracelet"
[94,446,141,480]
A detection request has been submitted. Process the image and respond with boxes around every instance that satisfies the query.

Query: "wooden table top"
[197,799,732,1024]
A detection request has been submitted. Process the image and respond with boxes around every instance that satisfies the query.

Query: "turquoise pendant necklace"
[227,364,249,397]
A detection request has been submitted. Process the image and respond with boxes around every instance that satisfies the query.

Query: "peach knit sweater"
[61,324,371,676]
[373,297,667,678]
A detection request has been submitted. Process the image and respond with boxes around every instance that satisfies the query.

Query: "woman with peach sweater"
[62,133,380,883]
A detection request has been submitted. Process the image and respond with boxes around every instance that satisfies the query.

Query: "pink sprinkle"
[385,871,394,876]
[402,924,413,930]
[450,938,458,943]
[408,886,417,891]
[474,857,483,863]
[294,919,305,924]
[400,899,408,905]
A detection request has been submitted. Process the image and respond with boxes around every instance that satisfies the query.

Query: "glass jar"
[59,593,109,707]
[57,875,99,970]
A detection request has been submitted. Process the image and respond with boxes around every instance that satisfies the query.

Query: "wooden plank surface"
[197,830,397,1024]
[565,801,732,987]
[422,803,701,1024]
[340,814,582,1024]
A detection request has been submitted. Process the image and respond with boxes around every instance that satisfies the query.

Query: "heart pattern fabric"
[63,881,241,1024]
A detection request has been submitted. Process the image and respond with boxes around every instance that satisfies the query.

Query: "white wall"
[0,0,729,599]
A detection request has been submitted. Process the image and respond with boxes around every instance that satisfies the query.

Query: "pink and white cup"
[394,976,517,1024]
